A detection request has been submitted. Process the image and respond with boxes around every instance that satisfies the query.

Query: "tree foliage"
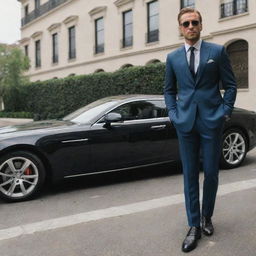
[0,44,29,111]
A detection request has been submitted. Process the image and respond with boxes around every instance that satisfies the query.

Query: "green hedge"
[3,63,165,120]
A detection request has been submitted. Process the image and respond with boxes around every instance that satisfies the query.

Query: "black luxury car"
[0,95,255,202]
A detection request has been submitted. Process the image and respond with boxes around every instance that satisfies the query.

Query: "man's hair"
[178,8,202,24]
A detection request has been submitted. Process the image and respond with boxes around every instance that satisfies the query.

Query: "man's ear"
[199,23,203,32]
[179,25,183,36]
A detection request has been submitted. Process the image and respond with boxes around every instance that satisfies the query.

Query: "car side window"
[109,100,167,121]
[150,100,168,118]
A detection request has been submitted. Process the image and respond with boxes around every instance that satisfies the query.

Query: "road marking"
[207,241,216,247]
[1,178,256,241]
[90,195,102,199]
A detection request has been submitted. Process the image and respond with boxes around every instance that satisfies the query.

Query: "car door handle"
[150,125,166,130]
[61,138,89,144]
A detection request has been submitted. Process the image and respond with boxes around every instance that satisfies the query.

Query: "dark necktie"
[189,46,195,76]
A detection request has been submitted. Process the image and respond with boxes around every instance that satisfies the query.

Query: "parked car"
[0,95,255,202]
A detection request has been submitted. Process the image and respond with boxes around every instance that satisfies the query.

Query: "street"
[0,141,255,255]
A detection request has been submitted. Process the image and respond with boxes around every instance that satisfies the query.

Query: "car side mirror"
[104,112,122,128]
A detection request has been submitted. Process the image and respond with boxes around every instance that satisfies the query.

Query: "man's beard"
[185,33,200,42]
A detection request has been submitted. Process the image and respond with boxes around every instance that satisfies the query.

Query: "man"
[164,8,237,253]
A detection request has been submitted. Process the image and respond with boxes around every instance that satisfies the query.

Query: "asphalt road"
[0,118,255,255]
[0,147,255,255]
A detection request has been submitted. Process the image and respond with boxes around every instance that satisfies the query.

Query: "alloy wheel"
[222,132,246,166]
[0,157,39,199]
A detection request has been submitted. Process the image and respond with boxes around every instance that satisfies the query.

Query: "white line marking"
[1,178,256,241]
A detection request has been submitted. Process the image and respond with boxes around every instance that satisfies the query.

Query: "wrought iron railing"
[220,0,248,18]
[21,0,69,26]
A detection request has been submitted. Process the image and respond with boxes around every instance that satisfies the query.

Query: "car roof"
[101,94,164,103]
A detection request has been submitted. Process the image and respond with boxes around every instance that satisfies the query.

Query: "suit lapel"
[195,41,211,85]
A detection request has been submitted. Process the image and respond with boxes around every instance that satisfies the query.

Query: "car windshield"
[63,98,118,123]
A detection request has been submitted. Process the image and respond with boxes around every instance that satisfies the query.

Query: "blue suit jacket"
[164,41,237,132]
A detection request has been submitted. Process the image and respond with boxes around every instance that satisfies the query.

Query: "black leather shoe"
[202,216,214,236]
[182,227,201,253]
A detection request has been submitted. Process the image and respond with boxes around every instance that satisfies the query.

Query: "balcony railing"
[21,0,69,26]
[220,0,248,18]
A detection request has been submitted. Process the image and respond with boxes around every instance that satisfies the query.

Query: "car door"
[38,125,93,178]
[90,100,169,172]
[127,100,178,165]
[89,99,179,173]
[89,102,135,172]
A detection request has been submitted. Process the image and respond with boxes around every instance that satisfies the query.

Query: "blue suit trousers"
[176,114,224,227]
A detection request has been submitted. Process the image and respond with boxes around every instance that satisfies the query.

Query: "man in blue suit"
[164,8,237,253]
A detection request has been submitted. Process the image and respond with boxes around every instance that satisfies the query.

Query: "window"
[95,17,104,54]
[68,26,76,59]
[122,10,133,48]
[24,45,29,57]
[108,100,167,121]
[94,69,105,73]
[181,0,195,9]
[25,5,29,17]
[147,1,159,43]
[220,0,248,18]
[121,64,133,69]
[146,59,161,65]
[235,0,248,14]
[35,0,40,9]
[34,0,40,16]
[35,40,41,68]
[227,40,248,89]
[52,33,58,63]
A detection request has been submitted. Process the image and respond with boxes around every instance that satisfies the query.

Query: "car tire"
[220,128,248,169]
[0,151,46,202]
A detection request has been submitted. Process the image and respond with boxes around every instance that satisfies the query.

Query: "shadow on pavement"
[238,151,256,168]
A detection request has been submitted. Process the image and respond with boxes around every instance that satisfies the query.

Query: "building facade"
[18,0,256,110]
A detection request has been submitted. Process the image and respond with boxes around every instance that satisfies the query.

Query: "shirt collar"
[185,39,202,52]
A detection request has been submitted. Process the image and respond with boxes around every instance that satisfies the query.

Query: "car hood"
[0,119,88,139]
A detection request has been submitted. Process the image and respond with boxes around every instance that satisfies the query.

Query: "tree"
[0,44,30,111]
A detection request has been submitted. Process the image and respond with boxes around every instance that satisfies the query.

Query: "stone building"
[18,0,256,110]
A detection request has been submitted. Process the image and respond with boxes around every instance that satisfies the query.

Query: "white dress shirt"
[185,39,202,74]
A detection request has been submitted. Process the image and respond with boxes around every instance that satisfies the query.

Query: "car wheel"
[220,128,248,169]
[0,151,45,202]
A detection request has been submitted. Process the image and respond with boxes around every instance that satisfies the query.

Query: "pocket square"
[207,59,215,64]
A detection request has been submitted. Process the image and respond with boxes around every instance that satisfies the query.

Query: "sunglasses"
[180,20,200,28]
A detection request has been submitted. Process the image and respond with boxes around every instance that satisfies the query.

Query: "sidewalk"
[0,118,33,127]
